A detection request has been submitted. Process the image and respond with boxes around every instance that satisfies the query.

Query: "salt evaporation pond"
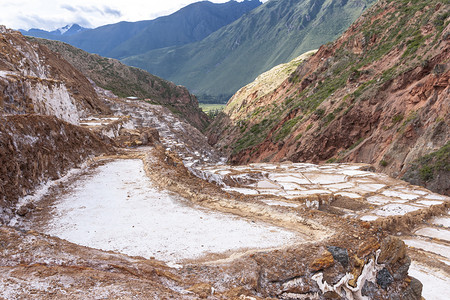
[45,159,300,264]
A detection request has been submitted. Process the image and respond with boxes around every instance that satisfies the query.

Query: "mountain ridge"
[124,0,376,103]
[19,0,262,60]
[20,24,89,39]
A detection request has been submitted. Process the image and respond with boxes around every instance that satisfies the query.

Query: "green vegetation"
[273,116,302,142]
[401,111,418,127]
[352,79,376,100]
[296,75,349,113]
[348,137,365,151]
[419,165,434,181]
[200,104,226,119]
[233,118,273,154]
[404,142,450,182]
[433,11,449,31]
[392,114,404,124]
[225,0,447,156]
[323,107,343,127]
[402,32,427,58]
[199,104,226,113]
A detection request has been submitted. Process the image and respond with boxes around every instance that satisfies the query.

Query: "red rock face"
[211,0,449,194]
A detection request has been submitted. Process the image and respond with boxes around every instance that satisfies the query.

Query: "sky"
[0,0,265,31]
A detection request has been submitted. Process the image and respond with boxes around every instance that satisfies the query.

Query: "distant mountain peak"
[20,24,88,38]
[52,24,88,36]
[57,24,72,35]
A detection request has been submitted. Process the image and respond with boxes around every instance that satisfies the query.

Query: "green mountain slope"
[31,38,210,130]
[123,0,376,103]
[107,0,262,59]
[20,0,261,60]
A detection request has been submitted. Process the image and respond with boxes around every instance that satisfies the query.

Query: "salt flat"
[44,159,300,265]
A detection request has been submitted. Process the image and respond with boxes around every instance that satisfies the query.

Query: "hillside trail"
[8,96,450,299]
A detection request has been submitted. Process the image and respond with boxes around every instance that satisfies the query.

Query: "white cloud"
[0,0,266,31]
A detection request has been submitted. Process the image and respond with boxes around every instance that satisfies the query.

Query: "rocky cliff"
[0,26,110,124]
[209,0,449,195]
[31,37,210,131]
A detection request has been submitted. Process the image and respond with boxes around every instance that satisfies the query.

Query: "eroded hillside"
[209,0,449,195]
[30,37,210,131]
[0,26,110,124]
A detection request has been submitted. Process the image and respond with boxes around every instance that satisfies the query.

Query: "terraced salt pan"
[45,159,299,264]
[79,122,105,126]
[403,238,450,260]
[195,163,448,221]
[269,174,311,185]
[432,217,450,228]
[424,194,448,200]
[339,170,371,176]
[303,173,347,185]
[289,189,332,196]
[414,227,450,242]
[360,215,379,221]
[367,195,395,205]
[323,182,355,192]
[353,183,386,193]
[276,182,306,191]
[408,262,450,300]
[373,204,422,217]
[261,200,299,208]
[367,195,409,205]
[257,180,280,189]
[415,200,444,206]
[223,187,259,195]
[381,190,419,200]
[335,192,361,199]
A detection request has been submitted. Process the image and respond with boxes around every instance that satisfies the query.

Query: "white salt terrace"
[44,159,301,265]
[408,262,450,300]
[60,114,450,295]
[79,116,122,127]
[195,162,449,220]
[195,162,450,297]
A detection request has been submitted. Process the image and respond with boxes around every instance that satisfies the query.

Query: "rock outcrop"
[209,0,449,195]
